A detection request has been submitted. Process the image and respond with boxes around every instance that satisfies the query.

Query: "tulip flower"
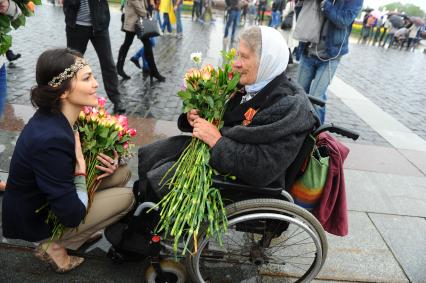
[97,97,107,108]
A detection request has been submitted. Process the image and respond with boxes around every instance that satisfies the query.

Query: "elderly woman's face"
[233,40,259,86]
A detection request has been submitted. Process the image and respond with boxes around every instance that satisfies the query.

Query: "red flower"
[127,128,137,137]
[97,97,107,108]
[228,72,234,80]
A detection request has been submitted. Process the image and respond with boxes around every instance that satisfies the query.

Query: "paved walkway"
[1,3,426,283]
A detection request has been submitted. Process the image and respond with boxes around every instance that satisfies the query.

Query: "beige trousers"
[52,165,135,250]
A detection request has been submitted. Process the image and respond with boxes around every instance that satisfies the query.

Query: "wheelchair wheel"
[186,198,327,283]
[144,259,187,283]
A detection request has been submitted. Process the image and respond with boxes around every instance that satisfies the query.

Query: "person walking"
[256,0,266,24]
[62,0,125,114]
[269,0,284,28]
[191,0,200,20]
[159,0,174,35]
[296,0,363,124]
[118,0,165,83]
[224,0,241,45]
[280,0,296,63]
[381,17,397,48]
[174,0,183,38]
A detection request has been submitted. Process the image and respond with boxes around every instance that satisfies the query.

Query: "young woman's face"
[233,40,259,86]
[65,65,99,108]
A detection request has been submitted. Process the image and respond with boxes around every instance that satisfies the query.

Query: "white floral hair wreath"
[48,57,87,87]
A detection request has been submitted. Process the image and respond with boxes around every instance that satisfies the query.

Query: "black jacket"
[63,0,111,32]
[2,110,86,242]
[225,0,240,11]
[272,0,285,12]
[140,72,317,196]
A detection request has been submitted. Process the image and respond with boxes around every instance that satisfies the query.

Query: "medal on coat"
[242,107,258,126]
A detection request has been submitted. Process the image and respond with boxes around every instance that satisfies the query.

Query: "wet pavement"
[7,3,426,146]
[1,3,426,283]
[336,42,426,141]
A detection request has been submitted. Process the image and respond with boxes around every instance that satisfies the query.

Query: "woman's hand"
[95,151,119,180]
[74,132,86,175]
[187,109,200,127]
[192,118,222,148]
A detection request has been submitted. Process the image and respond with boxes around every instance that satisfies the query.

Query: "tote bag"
[135,18,161,39]
[290,145,329,211]
[293,0,324,43]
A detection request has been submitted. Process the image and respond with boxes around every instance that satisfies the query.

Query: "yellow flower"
[115,124,124,132]
[203,64,214,74]
[79,111,85,120]
[201,70,211,81]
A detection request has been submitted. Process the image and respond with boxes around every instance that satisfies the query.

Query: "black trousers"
[66,25,121,105]
[118,31,159,76]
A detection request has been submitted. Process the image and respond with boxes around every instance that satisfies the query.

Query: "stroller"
[104,97,359,283]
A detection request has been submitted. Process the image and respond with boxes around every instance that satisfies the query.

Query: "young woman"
[2,48,135,273]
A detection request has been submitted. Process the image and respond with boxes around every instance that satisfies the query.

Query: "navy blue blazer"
[2,110,86,242]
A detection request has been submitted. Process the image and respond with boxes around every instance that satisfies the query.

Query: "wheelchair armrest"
[313,123,359,141]
[212,175,283,194]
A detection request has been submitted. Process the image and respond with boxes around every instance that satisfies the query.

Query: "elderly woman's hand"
[95,151,119,180]
[186,109,200,127]
[192,118,222,148]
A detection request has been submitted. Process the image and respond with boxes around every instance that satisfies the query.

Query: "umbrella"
[410,16,425,26]
[363,8,374,13]
[388,14,404,28]
[370,10,383,19]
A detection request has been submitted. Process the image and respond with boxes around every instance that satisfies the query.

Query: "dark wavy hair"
[30,48,83,113]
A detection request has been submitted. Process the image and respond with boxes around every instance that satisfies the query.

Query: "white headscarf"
[245,26,290,93]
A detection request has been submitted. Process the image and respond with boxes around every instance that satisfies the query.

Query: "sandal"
[33,245,84,273]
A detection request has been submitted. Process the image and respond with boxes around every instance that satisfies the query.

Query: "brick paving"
[336,42,426,141]
[5,4,425,147]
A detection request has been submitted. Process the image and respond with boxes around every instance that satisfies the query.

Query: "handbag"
[280,10,294,30]
[135,17,161,39]
[290,138,329,211]
[293,0,325,43]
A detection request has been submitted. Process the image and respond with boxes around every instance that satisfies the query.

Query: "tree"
[380,2,425,18]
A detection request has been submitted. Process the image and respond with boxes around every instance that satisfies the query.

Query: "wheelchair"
[105,97,359,283]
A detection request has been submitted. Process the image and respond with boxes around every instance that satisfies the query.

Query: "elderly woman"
[138,26,317,201]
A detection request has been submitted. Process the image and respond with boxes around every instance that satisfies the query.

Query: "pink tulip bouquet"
[76,97,136,209]
[38,97,137,240]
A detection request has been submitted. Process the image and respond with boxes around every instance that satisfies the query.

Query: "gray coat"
[138,73,317,199]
